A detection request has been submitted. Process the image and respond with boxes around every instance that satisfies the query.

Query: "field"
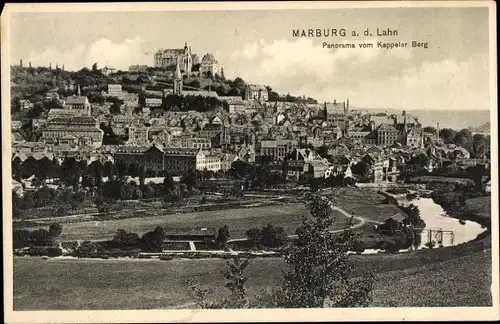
[409,176,474,186]
[13,241,492,310]
[28,204,353,241]
[13,188,492,309]
[371,251,492,307]
[462,196,491,219]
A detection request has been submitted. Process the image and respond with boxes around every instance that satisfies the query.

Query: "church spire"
[173,58,183,96]
[175,57,182,80]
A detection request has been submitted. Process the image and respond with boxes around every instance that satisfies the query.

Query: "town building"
[376,124,400,147]
[105,84,126,100]
[20,99,34,113]
[200,53,223,77]
[41,116,103,148]
[63,92,91,117]
[244,84,269,103]
[127,125,149,146]
[129,65,148,73]
[101,66,116,76]
[181,137,212,149]
[196,150,222,172]
[258,138,298,161]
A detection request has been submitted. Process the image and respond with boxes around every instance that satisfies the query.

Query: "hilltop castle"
[154,42,223,77]
[154,42,197,73]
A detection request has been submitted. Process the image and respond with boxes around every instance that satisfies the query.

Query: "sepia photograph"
[2,1,498,323]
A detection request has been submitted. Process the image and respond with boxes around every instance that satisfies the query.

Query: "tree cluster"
[13,223,63,248]
[245,224,288,249]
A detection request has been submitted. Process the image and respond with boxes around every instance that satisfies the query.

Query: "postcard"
[2,1,499,323]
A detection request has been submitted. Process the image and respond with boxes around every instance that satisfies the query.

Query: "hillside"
[10,66,317,116]
[469,122,490,134]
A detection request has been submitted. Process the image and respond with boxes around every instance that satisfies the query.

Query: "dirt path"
[227,205,369,242]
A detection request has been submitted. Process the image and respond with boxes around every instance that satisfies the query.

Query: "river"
[352,196,486,255]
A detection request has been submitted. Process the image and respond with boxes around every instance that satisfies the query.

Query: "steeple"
[436,122,440,144]
[173,58,183,96]
[77,84,81,96]
[175,57,182,79]
[403,110,407,132]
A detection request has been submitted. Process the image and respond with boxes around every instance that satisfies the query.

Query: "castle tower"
[173,58,183,96]
[436,122,440,144]
[323,101,328,121]
[403,110,407,132]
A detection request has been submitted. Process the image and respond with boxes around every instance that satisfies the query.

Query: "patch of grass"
[13,243,492,309]
[462,196,491,219]
[25,204,350,241]
[329,187,403,223]
[371,251,492,307]
[410,176,474,186]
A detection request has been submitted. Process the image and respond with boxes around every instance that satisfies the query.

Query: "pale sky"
[9,7,491,111]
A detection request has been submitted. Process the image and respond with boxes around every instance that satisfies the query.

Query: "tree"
[190,257,250,309]
[260,224,288,248]
[31,177,42,188]
[110,101,122,114]
[114,160,128,178]
[141,225,165,252]
[408,152,429,167]
[257,192,374,308]
[472,134,488,158]
[439,128,457,144]
[181,170,198,191]
[29,228,53,246]
[423,126,436,134]
[216,225,230,249]
[163,174,175,195]
[351,161,370,177]
[48,223,63,238]
[92,62,98,72]
[60,157,81,188]
[454,129,473,153]
[112,229,140,247]
[12,158,22,182]
[103,161,114,178]
[245,228,262,248]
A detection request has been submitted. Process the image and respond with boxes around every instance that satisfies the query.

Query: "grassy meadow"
[13,238,491,310]
[26,203,354,241]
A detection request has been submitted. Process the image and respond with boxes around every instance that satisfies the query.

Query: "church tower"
[173,58,183,96]
[323,101,328,121]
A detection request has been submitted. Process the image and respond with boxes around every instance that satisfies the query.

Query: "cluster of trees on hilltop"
[162,94,229,112]
[422,126,490,158]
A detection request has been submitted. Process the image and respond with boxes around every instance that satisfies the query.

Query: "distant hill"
[469,122,490,134]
